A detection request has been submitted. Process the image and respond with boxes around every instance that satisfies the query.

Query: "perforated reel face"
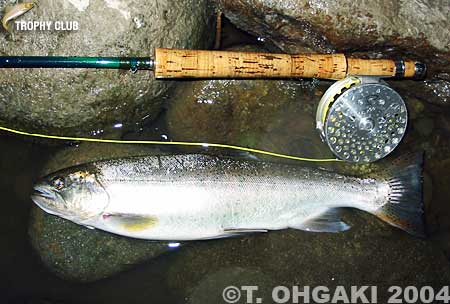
[323,82,407,163]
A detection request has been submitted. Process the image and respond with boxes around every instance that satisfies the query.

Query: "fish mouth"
[33,186,56,199]
[31,186,61,216]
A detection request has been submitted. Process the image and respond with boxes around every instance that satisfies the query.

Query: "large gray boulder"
[214,0,450,106]
[0,0,214,135]
[216,0,450,55]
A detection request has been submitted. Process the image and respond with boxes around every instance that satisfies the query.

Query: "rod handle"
[155,48,346,79]
[154,48,425,80]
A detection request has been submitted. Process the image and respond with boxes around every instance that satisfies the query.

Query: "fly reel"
[0,50,424,163]
[316,76,408,163]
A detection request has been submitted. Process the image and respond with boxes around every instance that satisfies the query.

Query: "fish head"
[2,2,36,32]
[32,166,109,223]
[23,3,35,10]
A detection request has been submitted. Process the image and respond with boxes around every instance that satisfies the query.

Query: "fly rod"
[0,48,426,80]
[0,49,427,163]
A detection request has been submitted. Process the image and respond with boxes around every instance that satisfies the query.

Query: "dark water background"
[1,17,450,304]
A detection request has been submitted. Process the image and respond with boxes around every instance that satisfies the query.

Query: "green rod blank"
[0,56,154,70]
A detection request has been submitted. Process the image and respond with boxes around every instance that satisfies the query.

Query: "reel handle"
[154,48,425,80]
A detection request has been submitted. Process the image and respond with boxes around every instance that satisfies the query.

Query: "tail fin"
[373,153,425,237]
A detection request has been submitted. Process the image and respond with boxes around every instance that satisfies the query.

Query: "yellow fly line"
[0,125,341,163]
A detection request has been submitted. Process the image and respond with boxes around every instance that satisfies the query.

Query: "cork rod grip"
[154,48,422,80]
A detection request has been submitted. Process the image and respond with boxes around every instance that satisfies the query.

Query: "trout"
[31,154,425,240]
[1,2,35,32]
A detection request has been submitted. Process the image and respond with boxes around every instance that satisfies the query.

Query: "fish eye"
[51,176,65,190]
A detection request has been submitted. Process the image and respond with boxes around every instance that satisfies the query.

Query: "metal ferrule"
[414,61,427,79]
[394,60,405,78]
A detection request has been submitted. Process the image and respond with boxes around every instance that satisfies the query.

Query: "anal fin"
[290,208,350,233]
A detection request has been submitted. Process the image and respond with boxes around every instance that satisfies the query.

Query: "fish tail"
[2,20,9,32]
[373,152,425,237]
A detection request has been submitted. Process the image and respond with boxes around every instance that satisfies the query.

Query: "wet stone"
[168,213,450,304]
[214,0,450,55]
[415,117,435,137]
[166,45,334,162]
[0,0,214,135]
[29,206,172,282]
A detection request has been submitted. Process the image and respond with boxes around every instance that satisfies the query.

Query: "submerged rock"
[168,214,450,304]
[214,0,450,106]
[28,143,174,282]
[415,117,435,137]
[29,206,171,282]
[0,0,214,135]
[389,76,450,108]
[166,45,334,161]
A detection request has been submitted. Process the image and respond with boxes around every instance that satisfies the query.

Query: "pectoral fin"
[290,208,350,233]
[102,213,158,232]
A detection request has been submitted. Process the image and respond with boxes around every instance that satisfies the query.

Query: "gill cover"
[35,168,109,222]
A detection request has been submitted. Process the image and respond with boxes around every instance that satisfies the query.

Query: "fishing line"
[0,125,341,162]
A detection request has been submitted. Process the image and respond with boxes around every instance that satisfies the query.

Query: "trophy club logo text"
[14,20,79,31]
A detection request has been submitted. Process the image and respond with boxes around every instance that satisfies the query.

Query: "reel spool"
[316,76,408,163]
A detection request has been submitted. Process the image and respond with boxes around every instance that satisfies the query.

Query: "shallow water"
[1,17,450,304]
